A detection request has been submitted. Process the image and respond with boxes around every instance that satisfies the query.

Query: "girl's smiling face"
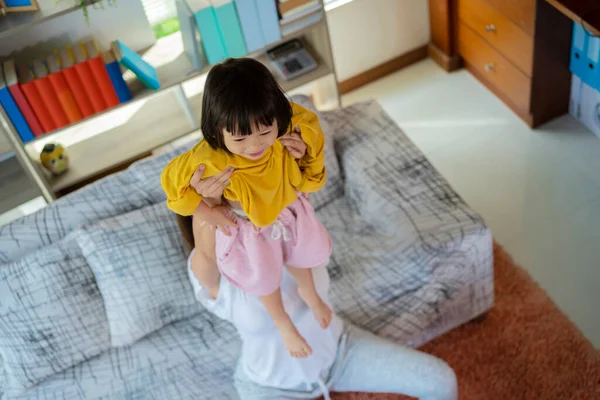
[223,120,279,160]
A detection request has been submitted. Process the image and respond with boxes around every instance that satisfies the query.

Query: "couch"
[0,97,494,399]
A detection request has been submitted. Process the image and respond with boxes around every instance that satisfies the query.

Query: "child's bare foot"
[298,286,333,329]
[276,320,312,358]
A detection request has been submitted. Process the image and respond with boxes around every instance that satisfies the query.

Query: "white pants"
[234,324,458,400]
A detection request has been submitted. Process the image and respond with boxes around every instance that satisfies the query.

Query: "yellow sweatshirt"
[160,102,326,227]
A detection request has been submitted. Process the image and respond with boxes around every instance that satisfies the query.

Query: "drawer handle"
[484,63,495,72]
[485,24,496,32]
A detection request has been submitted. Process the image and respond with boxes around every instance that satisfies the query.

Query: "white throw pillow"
[75,202,202,347]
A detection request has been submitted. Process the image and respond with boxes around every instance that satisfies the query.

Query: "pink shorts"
[215,195,332,296]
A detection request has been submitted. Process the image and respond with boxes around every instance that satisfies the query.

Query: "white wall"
[0,0,155,58]
[326,0,430,81]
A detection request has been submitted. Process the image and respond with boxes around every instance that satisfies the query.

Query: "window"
[141,0,177,26]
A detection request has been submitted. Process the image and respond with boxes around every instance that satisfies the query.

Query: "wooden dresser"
[429,0,574,128]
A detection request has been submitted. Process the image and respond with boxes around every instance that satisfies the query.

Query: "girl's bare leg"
[286,266,332,329]
[260,289,312,358]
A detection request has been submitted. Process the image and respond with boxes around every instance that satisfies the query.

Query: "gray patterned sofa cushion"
[75,202,202,347]
[0,233,109,393]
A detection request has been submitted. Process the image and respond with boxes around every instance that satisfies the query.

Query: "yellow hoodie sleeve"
[160,145,204,216]
[290,102,327,193]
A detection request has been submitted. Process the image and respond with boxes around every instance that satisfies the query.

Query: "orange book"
[32,60,69,129]
[83,40,119,108]
[58,48,94,118]
[46,54,83,124]
[71,43,107,113]
[18,65,57,132]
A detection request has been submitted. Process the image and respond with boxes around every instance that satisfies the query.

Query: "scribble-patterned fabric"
[1,99,494,399]
[0,234,109,393]
[75,203,203,347]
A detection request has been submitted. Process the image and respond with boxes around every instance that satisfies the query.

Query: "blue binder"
[189,1,227,64]
[0,64,35,143]
[570,23,588,80]
[585,33,600,91]
[255,0,281,46]
[234,0,264,52]
[213,0,248,58]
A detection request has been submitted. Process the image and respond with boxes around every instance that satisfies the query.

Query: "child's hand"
[190,164,234,199]
[279,130,307,159]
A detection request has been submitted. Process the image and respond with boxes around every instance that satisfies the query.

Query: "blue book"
[255,0,281,46]
[213,0,247,58]
[111,40,160,90]
[104,59,133,103]
[0,63,35,143]
[188,0,227,65]
[234,0,264,52]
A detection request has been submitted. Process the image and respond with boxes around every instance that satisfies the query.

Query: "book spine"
[20,81,57,132]
[88,56,120,107]
[74,61,107,113]
[193,5,228,64]
[8,84,45,136]
[0,88,35,143]
[214,0,248,58]
[47,71,83,124]
[234,0,264,52]
[33,76,69,129]
[62,66,95,118]
[255,0,281,45]
[105,60,133,103]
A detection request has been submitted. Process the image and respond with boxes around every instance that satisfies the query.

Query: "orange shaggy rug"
[334,243,600,400]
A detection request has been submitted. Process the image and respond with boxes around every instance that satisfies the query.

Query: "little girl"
[161,58,333,358]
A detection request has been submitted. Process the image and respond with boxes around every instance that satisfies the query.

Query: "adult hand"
[279,130,307,159]
[190,164,234,199]
[193,202,236,236]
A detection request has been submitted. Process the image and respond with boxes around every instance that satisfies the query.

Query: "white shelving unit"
[0,1,340,202]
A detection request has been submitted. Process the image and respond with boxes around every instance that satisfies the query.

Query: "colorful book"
[32,60,69,129]
[111,40,160,90]
[101,50,133,103]
[234,0,264,52]
[187,0,227,64]
[83,40,120,108]
[177,0,204,70]
[18,64,56,132]
[3,60,44,136]
[0,63,35,143]
[57,48,95,118]
[71,43,108,113]
[212,0,247,57]
[255,0,281,45]
[46,54,83,124]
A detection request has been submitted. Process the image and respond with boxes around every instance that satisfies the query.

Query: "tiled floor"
[343,59,600,348]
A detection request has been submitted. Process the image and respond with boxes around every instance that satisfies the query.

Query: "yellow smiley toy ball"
[40,143,69,175]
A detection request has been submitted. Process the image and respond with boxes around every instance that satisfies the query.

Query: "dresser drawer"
[482,0,536,37]
[459,0,533,75]
[458,22,531,112]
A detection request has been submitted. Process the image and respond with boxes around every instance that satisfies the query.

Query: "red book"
[18,65,56,133]
[71,43,107,113]
[58,48,94,118]
[84,41,119,108]
[46,54,83,124]
[32,60,69,129]
[4,60,44,136]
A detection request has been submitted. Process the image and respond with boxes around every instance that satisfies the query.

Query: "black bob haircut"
[201,58,293,152]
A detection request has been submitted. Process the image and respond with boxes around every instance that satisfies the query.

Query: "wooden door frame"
[428,0,461,71]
